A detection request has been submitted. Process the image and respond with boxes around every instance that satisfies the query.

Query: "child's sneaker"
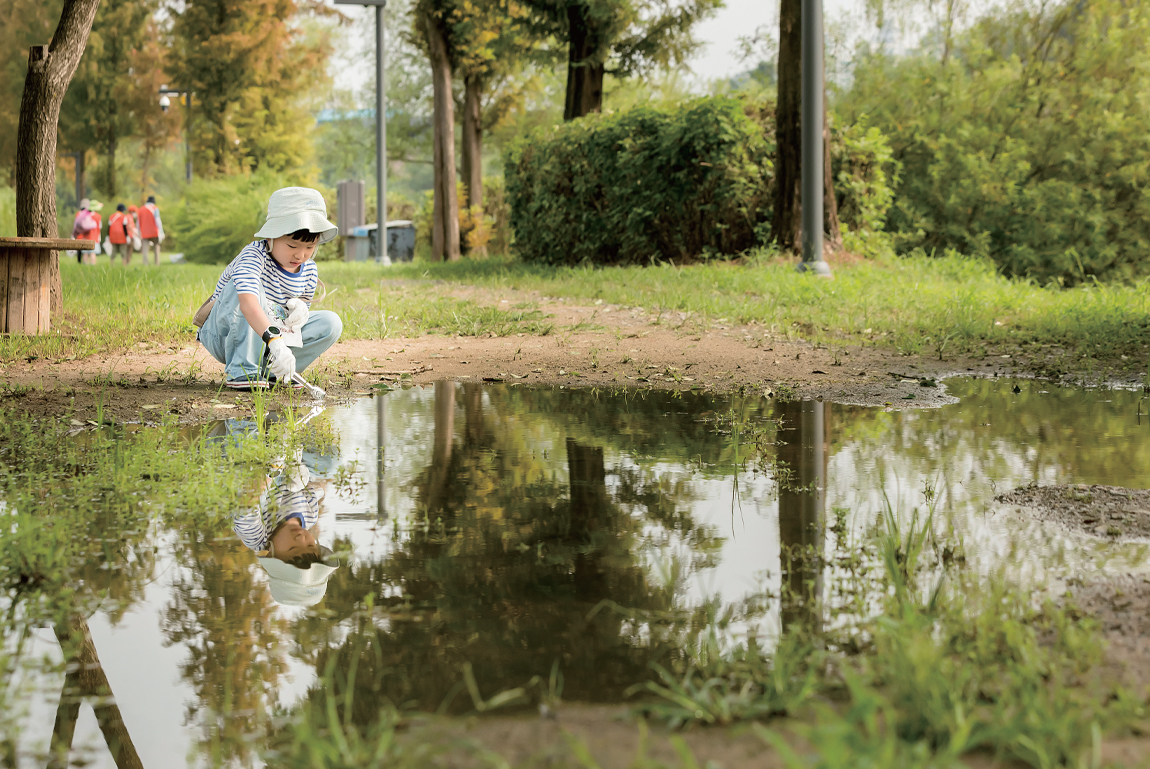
[226,378,269,391]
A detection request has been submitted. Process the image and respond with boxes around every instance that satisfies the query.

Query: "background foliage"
[839,0,1150,285]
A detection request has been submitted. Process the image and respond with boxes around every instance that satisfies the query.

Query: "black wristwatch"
[261,326,282,344]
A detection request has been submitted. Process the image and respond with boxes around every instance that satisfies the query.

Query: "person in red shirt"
[71,199,102,265]
[107,203,136,265]
[137,195,164,266]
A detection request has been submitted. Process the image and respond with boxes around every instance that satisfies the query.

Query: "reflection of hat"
[88,199,104,212]
[253,187,338,245]
[258,551,338,607]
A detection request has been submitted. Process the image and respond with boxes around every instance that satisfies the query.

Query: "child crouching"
[196,187,342,390]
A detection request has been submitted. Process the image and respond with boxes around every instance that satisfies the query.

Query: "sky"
[689,0,856,83]
[327,0,866,96]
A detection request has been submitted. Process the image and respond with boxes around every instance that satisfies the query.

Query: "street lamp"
[334,0,388,264]
[159,85,193,183]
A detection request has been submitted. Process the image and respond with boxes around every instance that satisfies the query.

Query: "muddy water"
[7,378,1150,767]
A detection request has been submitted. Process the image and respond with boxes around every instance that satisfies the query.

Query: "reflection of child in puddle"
[233,452,339,606]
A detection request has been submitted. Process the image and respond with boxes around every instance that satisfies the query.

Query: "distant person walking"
[138,195,164,266]
[107,203,136,265]
[71,199,102,265]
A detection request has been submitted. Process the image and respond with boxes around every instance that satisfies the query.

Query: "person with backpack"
[71,199,102,265]
[138,195,164,266]
[107,203,135,265]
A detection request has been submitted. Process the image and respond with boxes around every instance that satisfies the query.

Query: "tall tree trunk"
[16,0,101,316]
[461,75,483,212]
[772,0,841,255]
[461,74,487,257]
[103,133,118,198]
[424,8,460,262]
[823,93,842,249]
[772,0,802,253]
[563,4,604,121]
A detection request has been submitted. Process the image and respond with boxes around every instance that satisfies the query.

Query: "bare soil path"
[0,291,1005,424]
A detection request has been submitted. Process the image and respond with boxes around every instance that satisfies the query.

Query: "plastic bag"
[132,235,142,252]
[102,236,112,256]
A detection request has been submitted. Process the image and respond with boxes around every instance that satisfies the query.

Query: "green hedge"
[504,96,893,266]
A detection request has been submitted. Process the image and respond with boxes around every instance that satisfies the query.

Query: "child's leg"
[292,311,343,373]
[197,279,268,383]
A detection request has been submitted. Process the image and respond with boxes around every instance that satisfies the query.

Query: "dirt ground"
[0,290,1007,424]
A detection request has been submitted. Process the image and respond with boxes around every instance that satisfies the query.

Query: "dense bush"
[505,96,893,266]
[839,0,1150,284]
[168,172,333,264]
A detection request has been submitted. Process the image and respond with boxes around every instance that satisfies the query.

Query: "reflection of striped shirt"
[210,240,317,310]
[233,483,322,553]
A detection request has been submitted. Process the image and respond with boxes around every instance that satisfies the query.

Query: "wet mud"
[997,484,1150,540]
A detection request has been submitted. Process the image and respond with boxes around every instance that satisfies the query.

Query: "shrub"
[0,186,14,238]
[504,96,894,266]
[168,172,333,264]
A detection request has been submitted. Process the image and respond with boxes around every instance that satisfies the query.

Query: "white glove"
[266,337,296,382]
[284,297,309,331]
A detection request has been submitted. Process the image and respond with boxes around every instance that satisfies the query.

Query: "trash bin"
[345,225,374,262]
[345,222,417,264]
[386,220,415,263]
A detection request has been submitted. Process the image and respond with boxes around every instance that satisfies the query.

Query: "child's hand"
[284,297,309,331]
[267,338,296,381]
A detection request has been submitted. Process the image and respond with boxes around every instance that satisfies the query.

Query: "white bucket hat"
[258,553,339,607]
[254,187,338,245]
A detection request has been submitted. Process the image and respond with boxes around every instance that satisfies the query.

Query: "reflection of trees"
[161,528,286,767]
[47,615,143,769]
[286,382,719,722]
[776,400,829,633]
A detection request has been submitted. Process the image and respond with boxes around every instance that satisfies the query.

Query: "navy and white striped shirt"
[210,240,318,310]
[233,482,323,553]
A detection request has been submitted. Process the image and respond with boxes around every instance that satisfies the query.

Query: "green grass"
[15,249,1148,373]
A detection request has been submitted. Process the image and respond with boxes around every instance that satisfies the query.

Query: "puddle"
[4,377,1150,767]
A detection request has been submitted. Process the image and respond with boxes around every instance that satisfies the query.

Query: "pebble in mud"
[996,484,1150,540]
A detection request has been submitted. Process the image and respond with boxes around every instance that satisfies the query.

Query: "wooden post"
[0,237,93,334]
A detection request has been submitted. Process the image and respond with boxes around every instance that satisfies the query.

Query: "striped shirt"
[233,482,322,553]
[210,240,318,312]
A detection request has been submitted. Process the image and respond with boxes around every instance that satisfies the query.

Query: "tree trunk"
[823,92,842,250]
[563,4,604,121]
[461,73,487,257]
[461,75,483,213]
[424,7,460,262]
[772,0,841,255]
[16,0,100,315]
[772,0,802,253]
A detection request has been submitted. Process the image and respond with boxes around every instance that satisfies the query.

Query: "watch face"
[266,326,281,336]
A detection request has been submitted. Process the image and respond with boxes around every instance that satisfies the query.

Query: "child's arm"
[238,292,275,336]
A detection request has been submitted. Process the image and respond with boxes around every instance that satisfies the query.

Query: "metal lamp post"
[798,0,832,277]
[158,85,192,183]
[335,0,388,264]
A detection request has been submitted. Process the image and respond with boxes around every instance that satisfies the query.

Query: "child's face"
[270,517,319,561]
[269,236,317,273]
